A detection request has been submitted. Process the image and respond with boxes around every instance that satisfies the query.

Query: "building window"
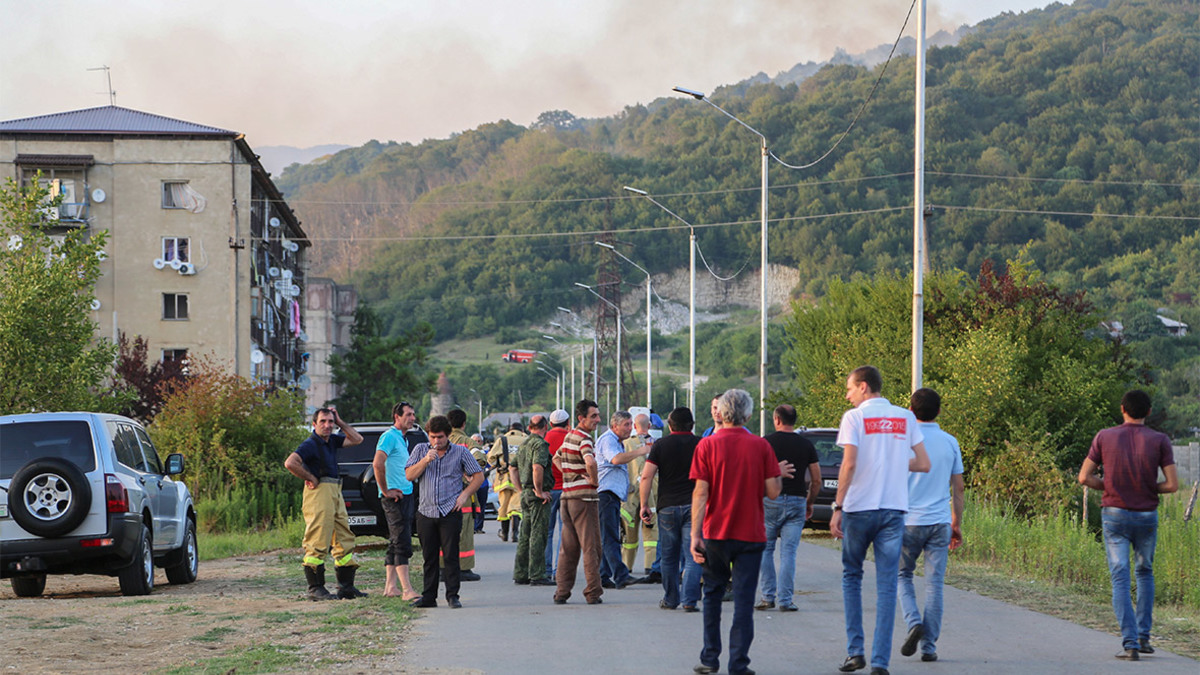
[162,348,188,363]
[163,293,189,320]
[161,181,207,212]
[162,237,189,263]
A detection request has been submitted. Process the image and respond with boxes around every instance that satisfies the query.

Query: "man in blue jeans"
[641,406,703,610]
[897,388,964,663]
[1078,389,1177,660]
[543,409,570,578]
[831,366,929,675]
[595,410,647,589]
[757,404,821,612]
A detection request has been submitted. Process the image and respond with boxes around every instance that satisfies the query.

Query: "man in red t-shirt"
[690,389,785,675]
[1078,389,1177,661]
[543,409,570,579]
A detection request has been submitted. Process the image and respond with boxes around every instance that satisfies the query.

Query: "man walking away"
[1078,389,1177,661]
[284,407,366,601]
[554,399,604,605]
[511,414,555,586]
[690,389,784,675]
[373,402,421,600]
[897,389,964,662]
[405,415,485,609]
[488,422,527,542]
[641,406,702,611]
[757,404,821,612]
[831,366,930,675]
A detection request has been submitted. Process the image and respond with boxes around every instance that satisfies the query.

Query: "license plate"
[0,504,7,518]
[348,515,376,526]
[823,479,838,489]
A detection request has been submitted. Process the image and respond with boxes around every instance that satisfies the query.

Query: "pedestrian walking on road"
[897,388,964,663]
[1077,389,1178,661]
[690,389,784,675]
[554,399,604,605]
[831,366,930,675]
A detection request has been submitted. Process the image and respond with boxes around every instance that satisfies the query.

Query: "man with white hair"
[595,410,649,589]
[690,389,785,675]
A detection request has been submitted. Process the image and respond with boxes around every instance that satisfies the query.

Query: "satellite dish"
[91,188,107,203]
[268,266,279,277]
[281,269,293,280]
[153,258,166,269]
[298,331,309,342]
[296,375,311,390]
[269,217,281,228]
[8,235,22,251]
[90,299,101,311]
[289,285,300,297]
[286,241,300,252]
[250,348,265,364]
[169,258,183,270]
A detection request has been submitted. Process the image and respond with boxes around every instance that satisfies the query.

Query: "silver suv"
[1,412,198,597]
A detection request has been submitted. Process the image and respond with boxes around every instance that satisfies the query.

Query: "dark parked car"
[336,423,428,538]
[798,428,841,529]
[1,412,198,596]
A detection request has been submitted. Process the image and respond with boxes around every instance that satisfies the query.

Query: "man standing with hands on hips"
[284,406,366,601]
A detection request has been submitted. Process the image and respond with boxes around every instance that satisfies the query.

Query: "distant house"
[0,105,310,388]
[1156,314,1189,337]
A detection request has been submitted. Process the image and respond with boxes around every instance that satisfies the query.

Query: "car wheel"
[118,524,154,596]
[10,574,47,598]
[7,458,92,537]
[165,518,198,585]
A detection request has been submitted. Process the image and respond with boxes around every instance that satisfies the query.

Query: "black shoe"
[722,589,733,602]
[869,669,889,675]
[460,570,481,582]
[779,603,798,612]
[474,528,485,534]
[645,571,662,584]
[1138,639,1154,654]
[617,576,642,589]
[602,579,616,589]
[1116,649,1139,661]
[553,595,568,605]
[447,597,463,609]
[410,597,437,608]
[659,600,678,610]
[530,578,555,586]
[754,599,774,610]
[304,565,336,601]
[921,653,938,662]
[514,578,531,585]
[682,604,699,613]
[901,624,924,657]
[693,664,718,674]
[839,655,866,672]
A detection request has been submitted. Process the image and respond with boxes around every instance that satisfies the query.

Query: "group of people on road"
[285,363,1179,675]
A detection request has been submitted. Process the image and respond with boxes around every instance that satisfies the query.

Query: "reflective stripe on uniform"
[460,549,475,558]
[303,556,324,566]
[334,552,355,567]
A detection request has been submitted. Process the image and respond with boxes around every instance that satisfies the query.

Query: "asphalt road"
[397,525,1197,674]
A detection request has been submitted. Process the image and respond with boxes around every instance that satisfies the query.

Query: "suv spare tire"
[7,458,92,537]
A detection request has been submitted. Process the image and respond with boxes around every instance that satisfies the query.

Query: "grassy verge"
[198,516,306,561]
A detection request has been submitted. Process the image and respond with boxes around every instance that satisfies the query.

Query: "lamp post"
[557,306,593,405]
[468,388,483,434]
[912,0,928,392]
[624,186,696,411]
[543,333,573,410]
[673,86,769,435]
[536,364,561,409]
[595,241,652,411]
[575,282,621,412]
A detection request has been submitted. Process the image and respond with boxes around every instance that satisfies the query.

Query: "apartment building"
[0,105,310,388]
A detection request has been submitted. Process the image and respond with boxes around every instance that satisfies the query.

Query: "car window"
[1,420,97,479]
[132,427,164,474]
[109,422,147,471]
[337,431,384,463]
[804,434,843,467]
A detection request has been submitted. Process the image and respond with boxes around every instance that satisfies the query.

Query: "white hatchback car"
[1,412,197,597]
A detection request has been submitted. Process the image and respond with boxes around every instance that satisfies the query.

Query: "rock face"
[649,263,799,313]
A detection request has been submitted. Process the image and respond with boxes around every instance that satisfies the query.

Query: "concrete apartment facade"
[0,106,311,389]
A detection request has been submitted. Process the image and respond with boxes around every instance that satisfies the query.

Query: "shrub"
[969,431,1073,519]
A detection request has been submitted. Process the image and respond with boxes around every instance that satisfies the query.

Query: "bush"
[149,359,308,519]
[969,431,1073,519]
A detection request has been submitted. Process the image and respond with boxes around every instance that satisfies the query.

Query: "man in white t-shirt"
[831,366,930,675]
[897,388,963,663]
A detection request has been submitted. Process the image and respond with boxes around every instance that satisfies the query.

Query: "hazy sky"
[2,0,1058,148]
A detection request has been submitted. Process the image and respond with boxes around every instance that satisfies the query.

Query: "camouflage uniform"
[512,432,554,583]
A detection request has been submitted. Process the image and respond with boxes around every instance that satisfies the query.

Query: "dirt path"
[0,551,414,674]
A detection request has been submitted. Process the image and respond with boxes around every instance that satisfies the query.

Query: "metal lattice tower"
[594,225,638,410]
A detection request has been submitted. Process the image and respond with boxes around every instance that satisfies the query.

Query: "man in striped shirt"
[553,399,604,605]
[405,415,485,609]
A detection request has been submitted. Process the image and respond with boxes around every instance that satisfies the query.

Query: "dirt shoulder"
[0,548,414,674]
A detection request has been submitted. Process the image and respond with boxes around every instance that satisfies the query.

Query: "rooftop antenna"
[87,65,116,105]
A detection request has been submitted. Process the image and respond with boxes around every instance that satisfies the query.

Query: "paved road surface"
[397,527,1197,674]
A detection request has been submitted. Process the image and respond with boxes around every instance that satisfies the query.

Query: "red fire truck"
[501,349,536,363]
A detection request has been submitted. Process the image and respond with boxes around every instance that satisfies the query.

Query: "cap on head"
[549,409,570,425]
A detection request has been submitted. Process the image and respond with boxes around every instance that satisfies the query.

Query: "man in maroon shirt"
[690,389,787,675]
[543,409,570,578]
[1077,389,1178,661]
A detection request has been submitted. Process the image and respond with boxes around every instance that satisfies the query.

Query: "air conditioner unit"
[179,262,196,276]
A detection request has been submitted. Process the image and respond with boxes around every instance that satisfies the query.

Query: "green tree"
[328,304,436,420]
[0,177,115,413]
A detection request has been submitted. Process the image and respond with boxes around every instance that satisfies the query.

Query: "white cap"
[549,409,570,425]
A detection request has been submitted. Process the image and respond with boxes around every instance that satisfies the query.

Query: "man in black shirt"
[756,404,821,612]
[640,407,703,611]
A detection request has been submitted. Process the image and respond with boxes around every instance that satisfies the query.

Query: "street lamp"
[673,85,770,435]
[536,364,561,410]
[575,281,622,412]
[624,185,697,411]
[595,241,652,411]
[468,388,483,434]
[557,307,595,405]
[543,334,574,410]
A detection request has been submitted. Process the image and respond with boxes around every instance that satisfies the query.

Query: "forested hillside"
[279,0,1196,346]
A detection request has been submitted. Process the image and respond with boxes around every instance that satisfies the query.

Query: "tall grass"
[197,514,305,561]
[195,484,302,534]
[958,490,1199,609]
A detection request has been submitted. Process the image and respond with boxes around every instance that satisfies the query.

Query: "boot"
[498,519,509,542]
[511,515,521,542]
[305,565,335,601]
[335,565,368,599]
